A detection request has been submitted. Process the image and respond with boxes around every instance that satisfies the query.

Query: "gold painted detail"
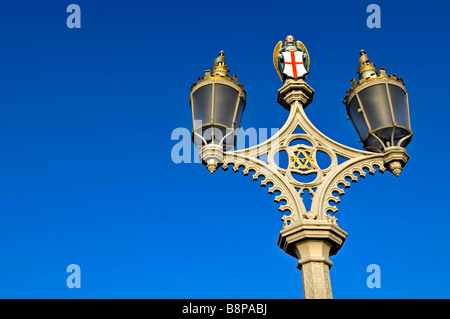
[273,41,283,83]
[343,50,405,103]
[287,146,319,170]
[190,50,244,91]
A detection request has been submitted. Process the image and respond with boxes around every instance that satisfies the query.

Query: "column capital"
[277,221,348,259]
[277,79,314,110]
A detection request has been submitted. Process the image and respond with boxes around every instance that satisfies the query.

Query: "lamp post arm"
[311,145,409,220]
[311,151,387,220]
[290,100,371,160]
[222,152,307,227]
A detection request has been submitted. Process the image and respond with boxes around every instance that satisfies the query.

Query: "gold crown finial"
[190,51,245,90]
[344,50,405,105]
[212,50,229,77]
[357,49,377,79]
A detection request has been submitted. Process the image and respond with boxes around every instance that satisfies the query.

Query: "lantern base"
[199,144,224,174]
[388,161,403,177]
[383,146,410,177]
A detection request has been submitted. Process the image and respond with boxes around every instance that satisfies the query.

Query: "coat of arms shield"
[281,51,308,79]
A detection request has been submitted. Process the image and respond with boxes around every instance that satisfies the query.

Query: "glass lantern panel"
[192,128,205,148]
[394,127,410,139]
[193,125,228,147]
[347,96,369,141]
[393,127,412,148]
[358,84,393,131]
[394,135,412,148]
[233,98,245,129]
[192,126,211,148]
[365,135,384,153]
[214,84,239,128]
[212,126,228,145]
[201,126,213,144]
[373,127,393,141]
[192,85,213,128]
[389,84,410,129]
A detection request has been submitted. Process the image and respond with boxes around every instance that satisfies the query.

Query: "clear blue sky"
[0,0,448,298]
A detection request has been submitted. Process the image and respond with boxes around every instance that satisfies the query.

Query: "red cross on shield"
[282,51,308,79]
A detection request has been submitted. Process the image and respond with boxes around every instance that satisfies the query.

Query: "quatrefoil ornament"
[286,145,319,171]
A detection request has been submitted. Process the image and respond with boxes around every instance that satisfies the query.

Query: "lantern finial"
[212,50,229,77]
[357,49,377,80]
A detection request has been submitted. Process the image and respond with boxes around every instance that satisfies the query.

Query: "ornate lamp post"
[188,36,412,299]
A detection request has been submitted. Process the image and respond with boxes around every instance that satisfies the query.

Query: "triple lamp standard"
[188,36,412,299]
